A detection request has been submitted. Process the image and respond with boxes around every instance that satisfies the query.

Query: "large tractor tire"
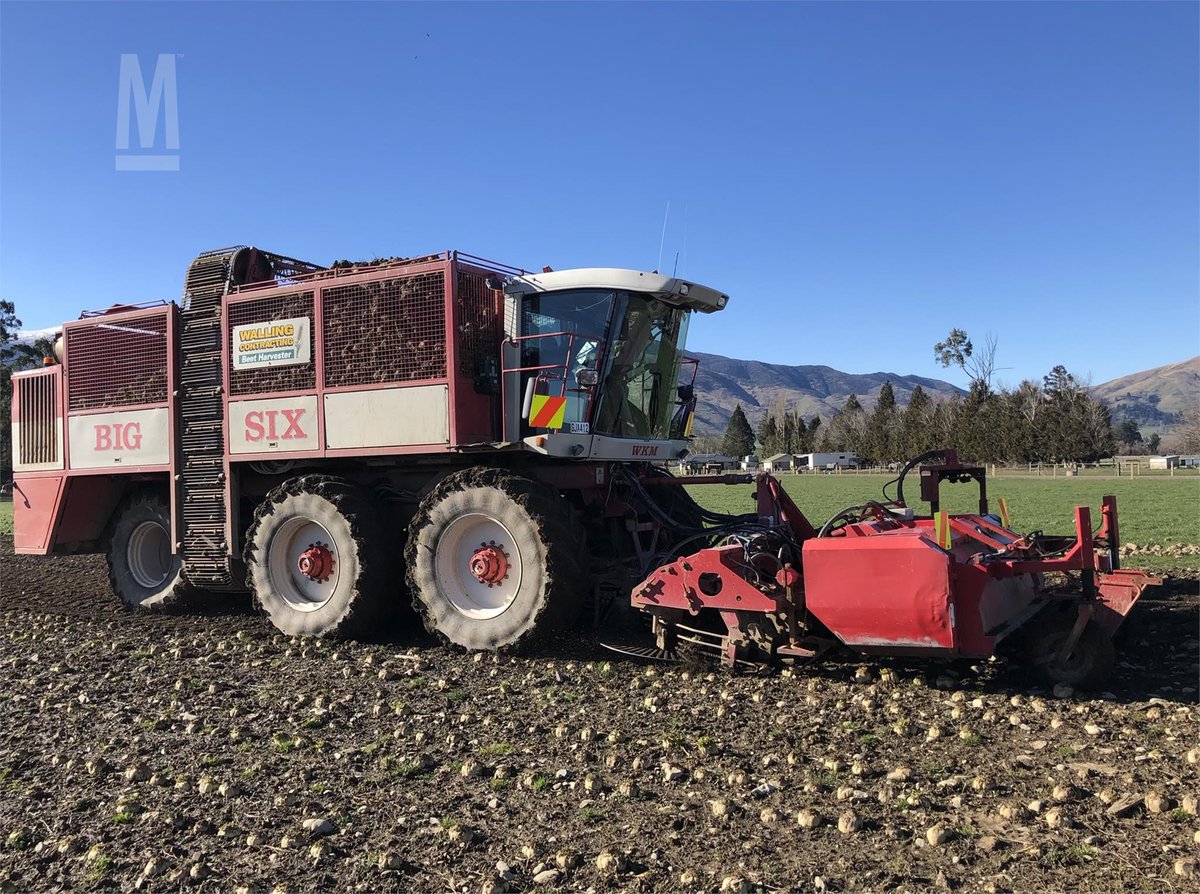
[406,468,588,651]
[244,475,388,637]
[1026,615,1116,689]
[107,492,188,609]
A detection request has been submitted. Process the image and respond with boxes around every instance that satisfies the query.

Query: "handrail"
[79,300,171,318]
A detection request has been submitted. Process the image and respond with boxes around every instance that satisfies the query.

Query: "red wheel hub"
[297,542,335,582]
[469,542,509,585]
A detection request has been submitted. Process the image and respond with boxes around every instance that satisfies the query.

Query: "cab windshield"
[518,289,690,440]
[593,293,690,440]
[519,290,613,430]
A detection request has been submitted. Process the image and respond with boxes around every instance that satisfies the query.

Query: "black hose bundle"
[882,449,951,508]
[816,501,903,538]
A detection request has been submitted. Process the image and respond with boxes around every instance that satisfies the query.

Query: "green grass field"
[689,474,1200,571]
[0,499,11,535]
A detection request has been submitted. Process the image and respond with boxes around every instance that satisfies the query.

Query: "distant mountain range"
[1092,356,1199,431]
[687,351,1200,435]
[688,351,964,433]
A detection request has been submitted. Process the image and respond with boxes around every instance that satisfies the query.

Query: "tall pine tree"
[757,413,780,457]
[782,411,797,455]
[721,404,755,459]
[867,381,898,463]
[899,385,931,457]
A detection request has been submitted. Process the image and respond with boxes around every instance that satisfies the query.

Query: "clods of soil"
[1,536,1197,893]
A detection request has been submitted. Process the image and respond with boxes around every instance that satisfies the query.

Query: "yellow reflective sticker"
[936,511,952,550]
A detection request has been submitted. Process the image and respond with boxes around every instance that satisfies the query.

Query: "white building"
[796,452,859,470]
[1153,454,1200,469]
[762,453,796,473]
[682,453,738,474]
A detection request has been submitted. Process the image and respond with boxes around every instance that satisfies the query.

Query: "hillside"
[1092,356,1199,430]
[688,351,963,434]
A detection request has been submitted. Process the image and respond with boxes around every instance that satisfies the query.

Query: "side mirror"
[575,368,599,387]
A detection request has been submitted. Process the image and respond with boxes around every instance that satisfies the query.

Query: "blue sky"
[2,1,1196,388]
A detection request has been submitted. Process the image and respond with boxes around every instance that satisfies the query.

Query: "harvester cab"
[501,269,728,462]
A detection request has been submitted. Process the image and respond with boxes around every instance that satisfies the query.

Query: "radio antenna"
[657,201,670,273]
[681,204,688,277]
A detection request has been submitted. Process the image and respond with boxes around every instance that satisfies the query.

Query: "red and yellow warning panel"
[529,395,567,429]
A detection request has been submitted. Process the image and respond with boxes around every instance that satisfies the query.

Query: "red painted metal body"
[10,250,519,558]
[803,529,959,654]
[222,252,507,464]
[633,459,1158,670]
[11,305,175,555]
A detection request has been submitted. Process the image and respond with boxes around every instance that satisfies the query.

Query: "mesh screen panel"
[456,268,503,377]
[17,372,58,465]
[66,312,169,411]
[227,292,316,396]
[322,270,446,388]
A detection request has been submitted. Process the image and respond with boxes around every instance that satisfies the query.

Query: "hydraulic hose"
[887,449,952,508]
[817,500,901,538]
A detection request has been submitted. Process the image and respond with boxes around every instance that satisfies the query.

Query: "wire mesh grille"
[66,312,169,411]
[322,270,447,389]
[456,268,503,377]
[17,371,58,465]
[227,292,316,396]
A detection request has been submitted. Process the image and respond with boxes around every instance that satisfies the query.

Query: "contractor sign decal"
[232,317,311,370]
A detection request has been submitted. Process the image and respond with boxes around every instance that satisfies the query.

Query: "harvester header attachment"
[631,451,1158,687]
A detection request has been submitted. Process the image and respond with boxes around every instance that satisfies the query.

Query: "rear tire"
[406,468,588,651]
[244,475,388,637]
[107,492,186,609]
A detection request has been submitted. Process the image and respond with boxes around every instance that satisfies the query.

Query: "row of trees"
[717,329,1167,465]
[723,371,1122,467]
[756,407,821,458]
[811,369,1118,464]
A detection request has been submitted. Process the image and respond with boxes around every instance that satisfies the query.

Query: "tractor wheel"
[244,475,388,637]
[1027,617,1116,689]
[406,468,588,651]
[107,492,188,609]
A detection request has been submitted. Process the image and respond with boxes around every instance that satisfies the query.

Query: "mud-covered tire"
[244,475,388,638]
[406,468,588,651]
[1027,617,1116,689]
[106,492,187,609]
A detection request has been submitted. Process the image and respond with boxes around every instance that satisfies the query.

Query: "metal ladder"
[176,247,244,591]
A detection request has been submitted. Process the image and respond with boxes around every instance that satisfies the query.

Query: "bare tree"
[934,329,998,389]
[1164,405,1200,455]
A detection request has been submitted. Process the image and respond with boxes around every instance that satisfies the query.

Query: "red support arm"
[757,474,818,541]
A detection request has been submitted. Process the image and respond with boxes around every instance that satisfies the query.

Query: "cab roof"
[504,267,729,314]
